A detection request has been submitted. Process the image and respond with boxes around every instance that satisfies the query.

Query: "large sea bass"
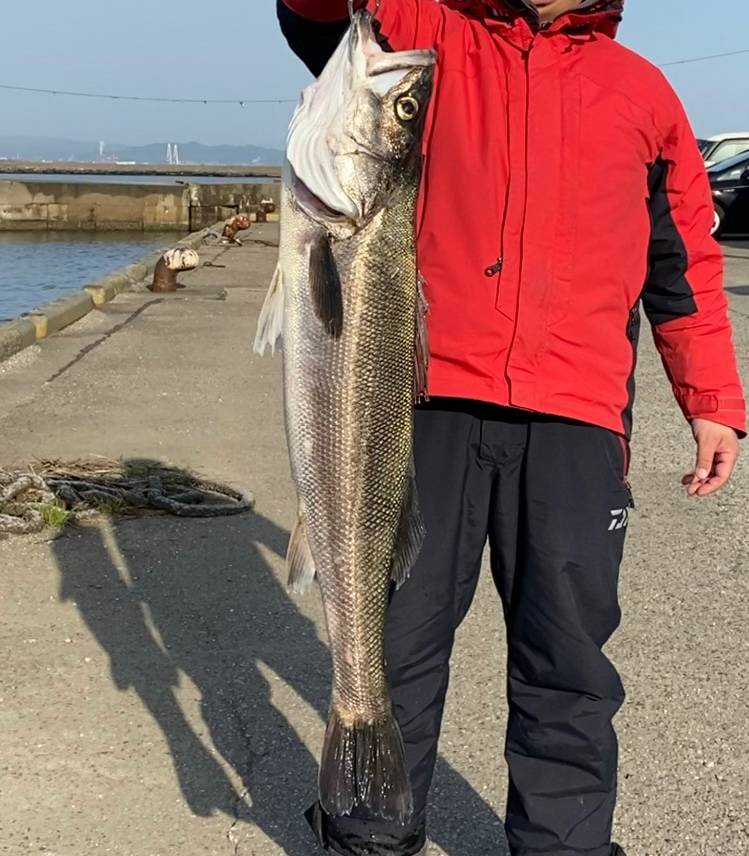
[254,9,436,823]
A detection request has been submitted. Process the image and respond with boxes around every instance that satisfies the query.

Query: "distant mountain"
[0,135,284,165]
[0,135,101,162]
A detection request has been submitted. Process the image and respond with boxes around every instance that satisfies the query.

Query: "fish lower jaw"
[289,165,357,229]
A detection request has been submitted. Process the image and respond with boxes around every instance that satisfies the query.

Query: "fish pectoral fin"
[309,235,343,338]
[287,516,317,593]
[253,262,284,356]
[414,272,430,403]
[390,468,426,589]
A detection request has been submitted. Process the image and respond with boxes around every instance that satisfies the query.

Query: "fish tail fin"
[253,263,284,356]
[319,706,413,824]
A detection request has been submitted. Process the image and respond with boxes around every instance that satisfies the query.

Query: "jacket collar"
[438,0,623,39]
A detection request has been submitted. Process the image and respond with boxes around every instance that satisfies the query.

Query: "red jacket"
[278,0,746,438]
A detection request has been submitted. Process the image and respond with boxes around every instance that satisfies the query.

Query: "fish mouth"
[285,7,435,228]
[351,10,435,76]
[349,9,377,65]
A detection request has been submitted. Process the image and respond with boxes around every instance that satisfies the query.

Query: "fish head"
[286,10,436,232]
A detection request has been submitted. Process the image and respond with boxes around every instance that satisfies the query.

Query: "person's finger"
[694,440,717,481]
[695,450,738,497]
[686,434,719,495]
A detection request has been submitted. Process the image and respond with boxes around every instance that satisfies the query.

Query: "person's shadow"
[52,459,508,856]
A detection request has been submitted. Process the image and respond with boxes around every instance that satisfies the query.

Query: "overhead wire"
[0,45,747,105]
[657,47,749,68]
[0,83,297,106]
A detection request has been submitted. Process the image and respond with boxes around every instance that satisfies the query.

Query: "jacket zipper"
[617,434,635,509]
[626,306,638,340]
[487,28,538,282]
[620,304,639,510]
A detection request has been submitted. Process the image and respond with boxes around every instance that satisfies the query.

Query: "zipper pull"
[627,306,639,339]
[484,257,503,277]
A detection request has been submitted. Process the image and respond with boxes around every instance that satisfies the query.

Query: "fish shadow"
[51,459,507,856]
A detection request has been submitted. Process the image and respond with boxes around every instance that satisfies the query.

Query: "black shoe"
[304,801,426,855]
[611,845,627,856]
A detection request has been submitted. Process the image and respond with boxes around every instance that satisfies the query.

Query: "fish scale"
[292,201,415,715]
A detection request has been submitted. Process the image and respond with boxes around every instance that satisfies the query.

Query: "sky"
[0,0,746,150]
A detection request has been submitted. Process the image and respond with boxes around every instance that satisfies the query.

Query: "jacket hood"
[440,0,624,37]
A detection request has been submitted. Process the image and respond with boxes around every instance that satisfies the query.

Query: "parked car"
[700,132,749,168]
[708,150,749,237]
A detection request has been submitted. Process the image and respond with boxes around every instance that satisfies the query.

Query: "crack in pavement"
[46,298,165,383]
[186,609,265,854]
[227,786,253,856]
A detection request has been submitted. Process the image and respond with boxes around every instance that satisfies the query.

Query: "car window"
[712,157,749,182]
[702,141,718,160]
[717,165,747,182]
[710,139,749,165]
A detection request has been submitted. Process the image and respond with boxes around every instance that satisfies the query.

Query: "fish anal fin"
[390,468,425,589]
[287,515,317,593]
[309,236,343,338]
[254,263,284,356]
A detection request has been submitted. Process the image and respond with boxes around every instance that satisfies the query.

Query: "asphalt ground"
[0,229,747,856]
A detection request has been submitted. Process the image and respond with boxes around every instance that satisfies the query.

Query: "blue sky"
[0,0,746,150]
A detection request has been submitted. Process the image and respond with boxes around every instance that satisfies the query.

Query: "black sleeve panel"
[642,157,698,325]
[277,0,350,77]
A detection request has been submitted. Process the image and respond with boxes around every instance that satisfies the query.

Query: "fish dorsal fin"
[390,463,425,588]
[309,236,343,338]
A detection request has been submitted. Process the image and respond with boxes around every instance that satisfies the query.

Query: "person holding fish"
[258,1,746,855]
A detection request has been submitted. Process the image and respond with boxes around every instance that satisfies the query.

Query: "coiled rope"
[0,458,254,536]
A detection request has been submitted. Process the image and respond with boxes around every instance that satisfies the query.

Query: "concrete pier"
[0,160,282,179]
[0,233,748,856]
[0,179,280,231]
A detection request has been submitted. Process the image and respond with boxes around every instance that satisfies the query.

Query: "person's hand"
[682,418,740,497]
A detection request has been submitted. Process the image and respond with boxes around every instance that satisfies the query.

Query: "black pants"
[308,401,631,856]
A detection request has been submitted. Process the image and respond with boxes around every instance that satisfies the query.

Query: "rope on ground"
[0,458,255,536]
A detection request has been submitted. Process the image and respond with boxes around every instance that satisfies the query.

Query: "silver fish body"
[255,11,436,823]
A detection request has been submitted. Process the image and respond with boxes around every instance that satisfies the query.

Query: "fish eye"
[395,96,420,122]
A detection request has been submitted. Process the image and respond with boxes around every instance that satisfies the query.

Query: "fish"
[253,9,436,823]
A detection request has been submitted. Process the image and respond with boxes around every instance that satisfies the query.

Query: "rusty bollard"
[149,248,200,293]
[221,213,251,244]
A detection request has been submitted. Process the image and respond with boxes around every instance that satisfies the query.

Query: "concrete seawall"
[0,161,282,179]
[0,180,281,232]
[0,222,225,362]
